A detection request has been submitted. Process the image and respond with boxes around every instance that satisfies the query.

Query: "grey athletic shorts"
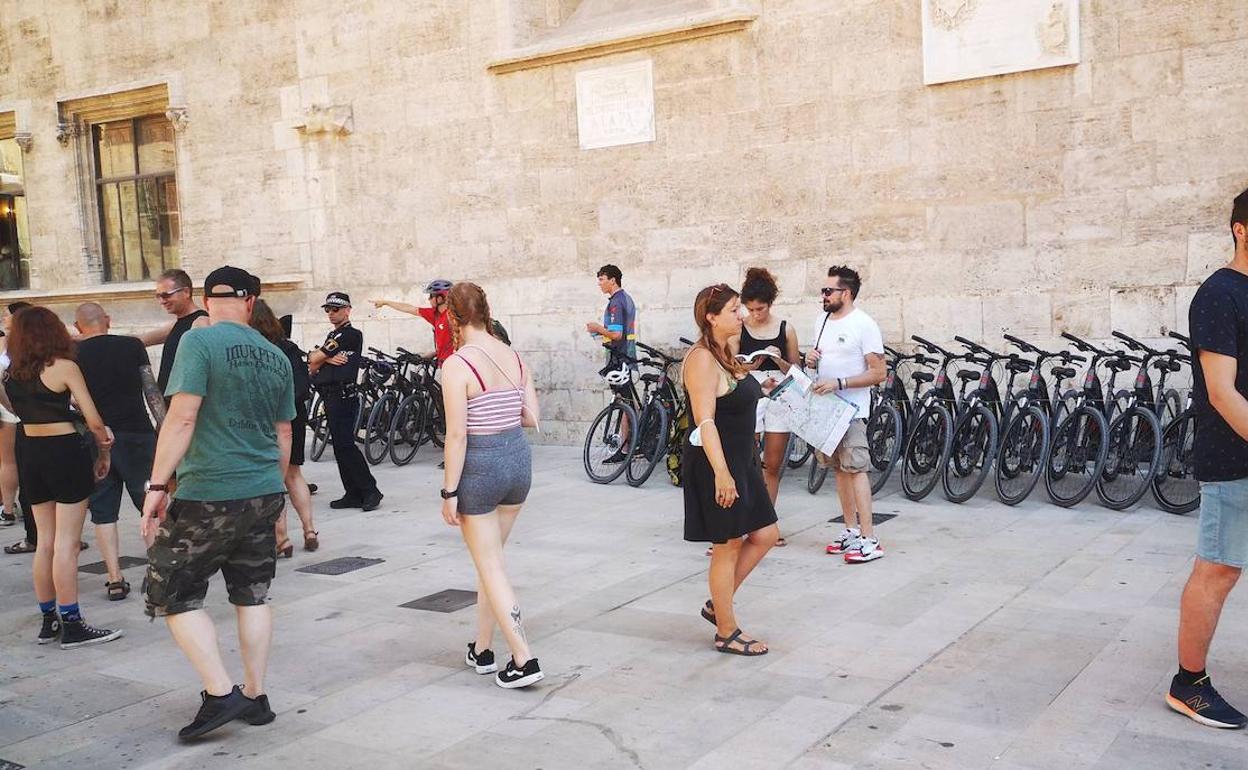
[459,427,532,515]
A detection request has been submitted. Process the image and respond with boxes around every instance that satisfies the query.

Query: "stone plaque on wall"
[922,0,1080,85]
[575,60,655,151]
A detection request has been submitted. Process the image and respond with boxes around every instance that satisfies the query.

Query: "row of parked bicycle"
[580,331,1198,515]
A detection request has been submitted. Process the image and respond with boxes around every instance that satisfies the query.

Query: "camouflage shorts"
[143,493,285,618]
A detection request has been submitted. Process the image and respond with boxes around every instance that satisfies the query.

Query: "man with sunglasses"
[309,292,382,511]
[806,266,887,563]
[137,269,210,394]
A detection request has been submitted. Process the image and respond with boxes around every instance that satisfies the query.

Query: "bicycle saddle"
[956,369,981,382]
[1006,359,1033,373]
[640,372,662,384]
[912,372,935,384]
[1051,366,1077,380]
[1153,358,1182,373]
[1105,358,1133,372]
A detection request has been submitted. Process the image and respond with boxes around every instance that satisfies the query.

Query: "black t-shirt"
[77,334,154,434]
[1191,267,1248,481]
[277,338,311,421]
[158,309,209,391]
[311,323,363,387]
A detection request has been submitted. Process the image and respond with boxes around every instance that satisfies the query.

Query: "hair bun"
[744,267,774,284]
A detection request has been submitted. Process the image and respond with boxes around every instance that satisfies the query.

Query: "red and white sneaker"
[825,528,860,555]
[844,537,884,564]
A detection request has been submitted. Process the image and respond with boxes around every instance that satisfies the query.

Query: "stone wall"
[2,1,1247,442]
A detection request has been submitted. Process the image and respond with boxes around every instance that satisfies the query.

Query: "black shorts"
[143,493,285,617]
[290,413,306,467]
[88,431,156,524]
[18,431,95,506]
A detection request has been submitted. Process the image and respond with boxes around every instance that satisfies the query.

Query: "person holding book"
[730,268,800,547]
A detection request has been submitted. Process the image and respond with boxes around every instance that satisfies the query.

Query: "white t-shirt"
[811,308,884,416]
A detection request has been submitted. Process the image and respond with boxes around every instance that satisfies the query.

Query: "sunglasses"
[155,288,188,300]
[323,305,346,313]
[821,287,849,296]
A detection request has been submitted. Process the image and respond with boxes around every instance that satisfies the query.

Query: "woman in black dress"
[683,284,779,656]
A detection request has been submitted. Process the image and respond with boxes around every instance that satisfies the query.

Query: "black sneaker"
[178,686,252,741]
[361,491,384,512]
[495,657,544,689]
[466,642,498,675]
[59,619,123,649]
[1166,673,1248,729]
[307,483,319,495]
[36,611,60,645]
[329,495,362,509]
[602,450,628,465]
[239,692,276,726]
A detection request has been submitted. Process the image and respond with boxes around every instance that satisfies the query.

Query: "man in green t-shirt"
[140,266,295,742]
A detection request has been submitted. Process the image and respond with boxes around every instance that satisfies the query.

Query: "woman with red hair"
[4,306,121,649]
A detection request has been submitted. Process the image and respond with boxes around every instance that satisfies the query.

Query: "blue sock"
[38,599,55,614]
[58,603,81,623]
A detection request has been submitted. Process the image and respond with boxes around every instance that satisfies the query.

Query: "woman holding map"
[730,267,800,547]
[682,283,780,657]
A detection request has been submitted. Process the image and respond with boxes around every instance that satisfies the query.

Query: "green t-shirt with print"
[165,321,296,501]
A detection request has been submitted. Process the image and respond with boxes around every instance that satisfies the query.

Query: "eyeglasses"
[155,288,188,300]
[821,287,849,296]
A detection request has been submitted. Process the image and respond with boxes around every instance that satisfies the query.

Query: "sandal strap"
[715,628,745,646]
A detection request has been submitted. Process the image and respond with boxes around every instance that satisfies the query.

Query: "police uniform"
[313,292,380,507]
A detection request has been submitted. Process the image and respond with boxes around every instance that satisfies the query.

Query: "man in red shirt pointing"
[372,279,454,363]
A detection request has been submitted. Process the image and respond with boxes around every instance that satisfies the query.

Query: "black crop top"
[739,320,787,373]
[4,373,74,424]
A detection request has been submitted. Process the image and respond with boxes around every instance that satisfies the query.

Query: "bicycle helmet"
[425,279,453,295]
[602,363,631,387]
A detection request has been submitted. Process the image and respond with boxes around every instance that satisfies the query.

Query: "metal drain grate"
[399,589,477,613]
[79,556,148,574]
[295,557,385,576]
[829,513,897,526]
[0,759,27,769]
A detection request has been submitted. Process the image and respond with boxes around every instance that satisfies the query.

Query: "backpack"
[490,319,512,345]
[666,405,692,486]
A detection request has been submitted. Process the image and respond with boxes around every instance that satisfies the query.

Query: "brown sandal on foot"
[303,531,319,552]
[701,600,716,626]
[106,579,131,601]
[276,539,293,559]
[714,628,768,657]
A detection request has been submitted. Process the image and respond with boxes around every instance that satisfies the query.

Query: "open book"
[736,347,780,364]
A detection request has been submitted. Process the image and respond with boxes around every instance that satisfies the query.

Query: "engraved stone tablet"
[922,0,1080,85]
[575,59,656,150]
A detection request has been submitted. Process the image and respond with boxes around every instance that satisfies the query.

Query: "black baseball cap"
[322,291,351,309]
[203,266,260,298]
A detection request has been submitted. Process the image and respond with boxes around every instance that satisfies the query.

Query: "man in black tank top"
[135,269,211,393]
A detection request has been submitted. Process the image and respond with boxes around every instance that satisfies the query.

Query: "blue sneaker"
[1166,673,1247,729]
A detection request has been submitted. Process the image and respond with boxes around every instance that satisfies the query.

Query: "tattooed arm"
[140,365,167,431]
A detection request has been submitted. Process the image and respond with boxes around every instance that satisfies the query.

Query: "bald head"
[74,302,109,334]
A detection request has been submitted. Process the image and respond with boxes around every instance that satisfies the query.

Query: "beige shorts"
[815,418,869,473]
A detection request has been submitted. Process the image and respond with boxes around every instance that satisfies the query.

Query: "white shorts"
[0,404,17,424]
[751,371,791,434]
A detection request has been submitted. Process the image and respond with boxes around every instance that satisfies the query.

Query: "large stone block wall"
[2,1,1247,442]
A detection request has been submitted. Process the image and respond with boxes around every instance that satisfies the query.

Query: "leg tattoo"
[510,604,526,643]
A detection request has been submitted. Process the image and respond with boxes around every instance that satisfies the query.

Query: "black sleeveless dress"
[683,375,778,543]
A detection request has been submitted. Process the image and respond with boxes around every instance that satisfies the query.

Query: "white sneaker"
[825,528,860,555]
[844,537,884,564]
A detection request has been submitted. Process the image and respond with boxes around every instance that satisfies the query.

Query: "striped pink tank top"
[456,346,526,435]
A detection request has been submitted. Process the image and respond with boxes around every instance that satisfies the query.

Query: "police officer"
[309,292,382,511]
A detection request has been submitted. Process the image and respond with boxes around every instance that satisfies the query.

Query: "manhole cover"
[79,556,148,574]
[829,513,896,526]
[296,557,385,576]
[400,589,477,613]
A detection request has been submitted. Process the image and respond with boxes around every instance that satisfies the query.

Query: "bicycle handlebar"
[911,335,954,358]
[954,335,993,356]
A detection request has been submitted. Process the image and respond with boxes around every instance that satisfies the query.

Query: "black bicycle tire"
[1045,405,1109,508]
[626,402,671,488]
[787,437,813,469]
[867,401,904,495]
[309,394,330,462]
[425,386,446,449]
[583,401,637,484]
[901,403,953,501]
[994,404,1050,506]
[388,392,427,466]
[363,393,397,465]
[1160,388,1183,428]
[807,453,829,494]
[941,403,999,503]
[1095,406,1163,510]
[1152,410,1198,514]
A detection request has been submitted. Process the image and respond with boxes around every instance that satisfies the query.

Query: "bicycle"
[1092,332,1167,510]
[1152,331,1197,514]
[625,342,686,487]
[363,348,416,465]
[1044,333,1118,507]
[387,350,442,466]
[583,359,641,484]
[900,336,975,501]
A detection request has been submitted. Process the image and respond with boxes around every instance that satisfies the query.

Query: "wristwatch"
[144,481,169,493]
[440,488,458,499]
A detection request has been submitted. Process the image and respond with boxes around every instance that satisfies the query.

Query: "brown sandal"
[303,531,319,552]
[276,539,293,559]
[714,628,768,656]
[106,579,130,601]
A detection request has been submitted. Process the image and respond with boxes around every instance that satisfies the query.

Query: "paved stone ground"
[1,446,1245,769]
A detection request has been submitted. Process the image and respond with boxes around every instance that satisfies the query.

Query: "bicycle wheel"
[1046,405,1109,507]
[1096,406,1163,510]
[424,389,446,449]
[1152,410,1198,514]
[309,394,330,462]
[364,393,397,465]
[866,401,904,495]
[994,405,1050,506]
[625,402,670,488]
[1052,389,1079,429]
[807,452,829,494]
[787,436,812,469]
[942,403,999,503]
[1159,388,1182,429]
[583,401,638,484]
[901,403,953,501]
[388,392,428,466]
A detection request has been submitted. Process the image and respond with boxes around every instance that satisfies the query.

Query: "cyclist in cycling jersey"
[585,265,638,463]
[372,279,456,364]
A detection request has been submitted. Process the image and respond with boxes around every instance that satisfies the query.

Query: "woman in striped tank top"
[440,282,545,689]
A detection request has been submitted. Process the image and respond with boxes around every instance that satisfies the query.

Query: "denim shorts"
[1197,480,1248,569]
